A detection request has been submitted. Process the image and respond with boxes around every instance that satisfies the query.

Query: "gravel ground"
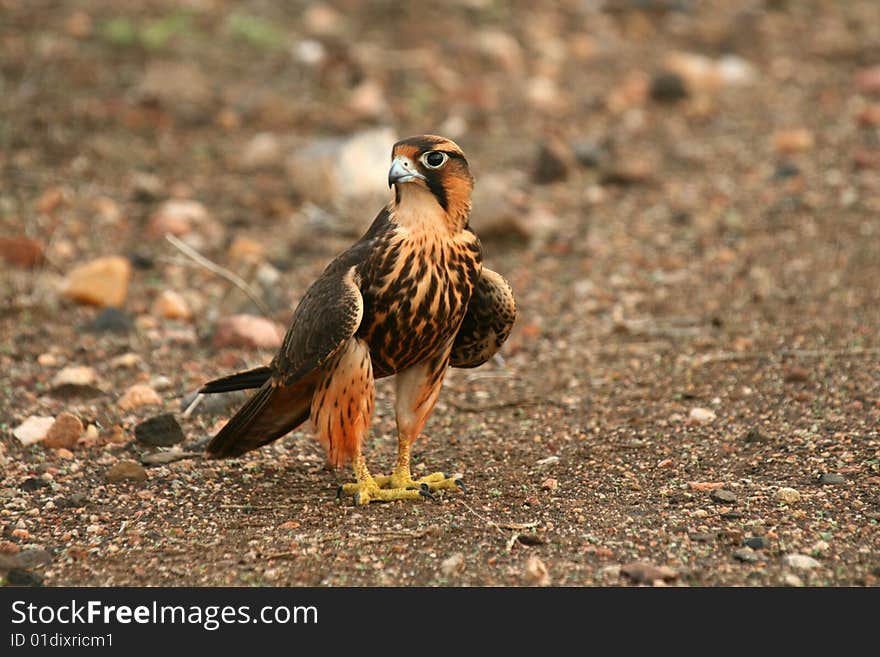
[1,0,878,587]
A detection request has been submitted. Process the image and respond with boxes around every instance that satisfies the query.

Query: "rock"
[287,128,395,206]
[773,129,814,154]
[688,407,716,423]
[118,384,162,411]
[134,413,185,447]
[819,473,845,485]
[152,290,191,320]
[11,549,52,569]
[811,539,830,554]
[597,564,621,580]
[688,532,715,543]
[19,477,49,492]
[744,536,769,550]
[228,237,265,264]
[857,104,880,127]
[82,307,133,334]
[571,140,611,169]
[783,554,820,570]
[4,570,43,586]
[440,552,465,576]
[13,416,55,446]
[600,160,654,186]
[107,460,147,483]
[782,573,803,587]
[855,65,880,95]
[532,138,574,185]
[303,3,343,36]
[688,481,724,491]
[621,561,678,584]
[733,547,760,563]
[43,412,84,449]
[541,478,559,492]
[348,80,388,120]
[743,429,768,443]
[111,353,143,369]
[52,365,97,388]
[776,487,801,504]
[0,236,45,268]
[136,61,214,123]
[240,132,283,170]
[477,29,523,73]
[213,314,284,350]
[140,451,200,465]
[526,76,563,112]
[650,72,688,101]
[710,489,737,503]
[663,52,757,93]
[535,455,560,467]
[523,556,550,586]
[68,492,89,507]
[130,171,163,201]
[147,200,224,251]
[61,256,132,307]
[773,162,801,179]
[783,365,809,383]
[853,148,880,170]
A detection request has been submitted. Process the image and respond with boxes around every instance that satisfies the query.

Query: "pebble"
[819,473,845,485]
[783,554,820,570]
[213,314,284,350]
[240,132,283,170]
[857,104,880,127]
[773,129,814,154]
[782,573,803,587]
[477,29,523,73]
[43,412,84,449]
[140,451,200,465]
[19,477,49,492]
[855,65,880,95]
[134,413,185,447]
[524,556,551,586]
[228,236,266,264]
[111,353,143,369]
[440,552,466,576]
[348,80,388,120]
[541,478,559,492]
[783,366,809,383]
[688,532,715,543]
[0,236,44,268]
[13,416,55,446]
[744,536,769,550]
[710,489,737,503]
[106,460,147,483]
[118,384,162,411]
[532,138,574,185]
[775,487,801,504]
[688,407,716,423]
[136,61,214,123]
[570,139,611,169]
[743,429,768,443]
[650,72,688,102]
[152,290,191,321]
[82,307,133,333]
[664,52,757,92]
[733,547,760,563]
[52,365,97,388]
[5,570,42,587]
[621,561,678,584]
[61,256,132,307]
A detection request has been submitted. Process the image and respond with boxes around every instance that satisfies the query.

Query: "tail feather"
[200,366,273,394]
[206,378,314,458]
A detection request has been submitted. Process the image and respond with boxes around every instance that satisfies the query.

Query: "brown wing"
[450,268,516,368]
[274,264,364,384]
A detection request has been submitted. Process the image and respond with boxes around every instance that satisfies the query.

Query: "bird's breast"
[358,229,482,377]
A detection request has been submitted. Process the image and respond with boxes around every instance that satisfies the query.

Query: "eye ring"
[421,151,448,169]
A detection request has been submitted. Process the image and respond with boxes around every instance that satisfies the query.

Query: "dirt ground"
[1,0,879,587]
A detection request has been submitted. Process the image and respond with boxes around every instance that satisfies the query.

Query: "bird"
[199,135,516,505]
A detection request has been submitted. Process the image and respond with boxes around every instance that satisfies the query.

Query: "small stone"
[240,132,283,170]
[477,29,523,73]
[773,161,801,179]
[303,3,343,35]
[857,104,880,127]
[68,492,89,506]
[43,412,84,449]
[650,72,688,102]
[688,481,724,492]
[136,61,214,123]
[523,556,550,586]
[13,416,55,446]
[811,540,830,554]
[140,451,200,465]
[12,549,52,568]
[0,236,45,268]
[783,366,809,383]
[535,456,560,467]
[51,365,97,388]
[776,487,801,504]
[597,564,621,580]
[82,307,133,333]
[228,237,265,264]
[348,80,388,120]
[855,65,880,95]
[541,478,559,492]
[688,407,716,423]
[5,570,43,587]
[783,554,821,570]
[783,573,803,587]
[743,429,768,443]
[19,477,49,492]
[65,10,93,38]
[152,290,191,320]
[532,138,574,184]
[744,536,769,550]
[710,489,737,503]
[570,140,611,169]
[111,353,143,369]
[688,532,715,543]
[134,413,185,447]
[773,129,814,154]
[118,384,162,411]
[819,473,845,485]
[621,561,678,584]
[733,547,760,563]
[61,256,132,307]
[131,171,163,201]
[55,448,74,459]
[107,460,147,483]
[213,314,284,350]
[440,552,465,576]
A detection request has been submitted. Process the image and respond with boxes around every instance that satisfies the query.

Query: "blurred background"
[1,1,879,586]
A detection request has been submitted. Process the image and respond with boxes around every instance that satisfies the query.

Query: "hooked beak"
[388,156,426,188]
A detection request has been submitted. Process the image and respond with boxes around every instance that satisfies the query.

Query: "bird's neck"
[391,185,470,235]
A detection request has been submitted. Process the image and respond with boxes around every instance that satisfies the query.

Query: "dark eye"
[421,151,448,169]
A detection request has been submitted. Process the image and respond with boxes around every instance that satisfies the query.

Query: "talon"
[336,486,344,499]
[454,478,467,493]
[353,492,362,507]
[419,483,431,493]
[418,488,436,501]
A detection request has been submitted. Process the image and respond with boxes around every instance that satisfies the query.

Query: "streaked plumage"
[202,135,516,504]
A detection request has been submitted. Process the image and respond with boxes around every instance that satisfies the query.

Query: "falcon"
[200,135,516,505]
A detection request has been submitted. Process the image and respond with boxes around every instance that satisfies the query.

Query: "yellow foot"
[378,471,465,494]
[336,480,433,506]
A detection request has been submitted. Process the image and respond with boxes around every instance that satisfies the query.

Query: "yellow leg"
[382,437,464,495]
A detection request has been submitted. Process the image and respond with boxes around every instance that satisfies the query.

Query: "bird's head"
[388,135,474,231]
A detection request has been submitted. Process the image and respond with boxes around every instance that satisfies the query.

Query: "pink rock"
[43,412,84,449]
[118,384,162,411]
[61,256,131,307]
[213,314,284,350]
